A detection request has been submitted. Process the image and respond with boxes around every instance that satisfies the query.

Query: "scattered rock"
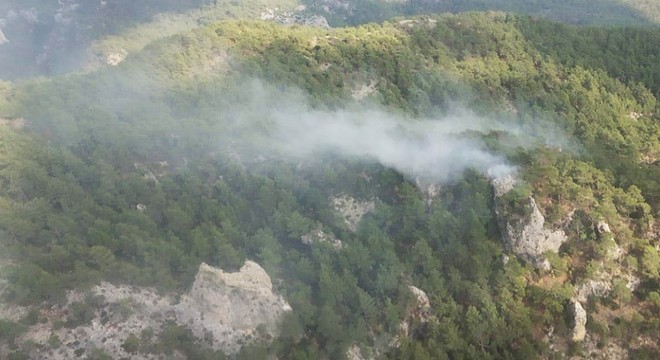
[623,273,641,292]
[577,334,629,359]
[575,279,612,302]
[396,17,438,29]
[346,344,369,360]
[330,194,375,232]
[569,300,587,342]
[351,80,379,101]
[261,8,330,28]
[301,228,343,249]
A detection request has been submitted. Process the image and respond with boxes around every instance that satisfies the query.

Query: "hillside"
[0,8,658,360]
[1,0,659,80]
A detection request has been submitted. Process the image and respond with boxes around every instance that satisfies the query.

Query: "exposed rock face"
[346,344,369,360]
[580,335,629,359]
[396,285,433,343]
[351,80,379,101]
[414,177,440,207]
[576,280,612,302]
[330,194,375,232]
[301,228,343,249]
[175,262,292,354]
[596,220,611,235]
[407,285,431,323]
[491,173,517,197]
[569,300,587,342]
[261,9,330,28]
[496,195,568,270]
[104,49,127,66]
[5,261,290,358]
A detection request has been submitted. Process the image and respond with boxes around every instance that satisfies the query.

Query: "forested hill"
[0,10,658,360]
[1,0,659,80]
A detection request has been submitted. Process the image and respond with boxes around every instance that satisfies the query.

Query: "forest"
[0,2,658,360]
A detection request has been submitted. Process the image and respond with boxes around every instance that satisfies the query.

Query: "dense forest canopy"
[0,2,658,360]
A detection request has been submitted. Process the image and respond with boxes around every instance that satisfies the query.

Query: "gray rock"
[491,174,517,197]
[301,228,343,249]
[330,194,375,232]
[596,220,611,234]
[495,196,568,270]
[569,300,587,342]
[576,279,612,302]
[175,262,292,354]
[9,261,290,358]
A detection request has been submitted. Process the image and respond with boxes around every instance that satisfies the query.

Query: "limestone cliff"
[1,261,290,359]
[175,261,292,354]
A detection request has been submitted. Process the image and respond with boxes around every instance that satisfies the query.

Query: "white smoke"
[269,107,516,182]
[220,80,528,183]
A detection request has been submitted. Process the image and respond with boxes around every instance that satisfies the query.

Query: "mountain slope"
[0,11,658,360]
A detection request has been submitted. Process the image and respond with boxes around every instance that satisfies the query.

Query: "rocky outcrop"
[596,220,611,235]
[301,228,343,249]
[414,177,440,207]
[491,174,517,197]
[7,261,290,358]
[492,176,567,270]
[346,344,370,360]
[395,285,434,345]
[575,280,612,302]
[330,194,375,232]
[408,285,431,322]
[261,9,330,28]
[351,80,379,101]
[175,262,292,354]
[498,197,567,269]
[569,300,587,342]
[104,49,127,66]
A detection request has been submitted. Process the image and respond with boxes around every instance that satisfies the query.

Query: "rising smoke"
[208,80,560,184]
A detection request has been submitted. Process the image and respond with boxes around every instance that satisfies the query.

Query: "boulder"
[569,300,587,342]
